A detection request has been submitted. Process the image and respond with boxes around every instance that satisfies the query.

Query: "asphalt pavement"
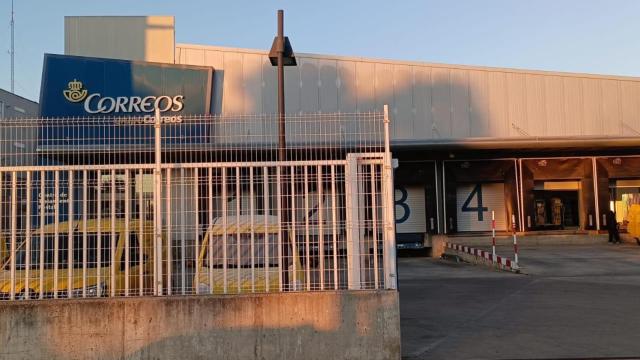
[399,244,640,360]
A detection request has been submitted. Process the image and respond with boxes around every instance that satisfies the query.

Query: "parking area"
[399,244,640,360]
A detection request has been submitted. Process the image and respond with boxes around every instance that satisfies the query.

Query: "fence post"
[10,172,17,300]
[382,105,397,289]
[345,154,362,290]
[154,108,163,295]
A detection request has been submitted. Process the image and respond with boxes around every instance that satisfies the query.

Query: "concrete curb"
[444,242,521,273]
[446,234,608,247]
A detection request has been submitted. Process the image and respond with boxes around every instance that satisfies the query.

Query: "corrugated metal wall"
[176,44,640,141]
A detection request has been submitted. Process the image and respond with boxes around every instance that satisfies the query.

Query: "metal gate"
[0,108,396,300]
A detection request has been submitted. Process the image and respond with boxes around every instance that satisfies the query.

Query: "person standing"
[606,210,621,244]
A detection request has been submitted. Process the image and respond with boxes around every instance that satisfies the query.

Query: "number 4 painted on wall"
[462,184,488,221]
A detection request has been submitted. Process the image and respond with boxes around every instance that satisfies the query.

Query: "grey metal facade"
[176,44,640,146]
[0,89,38,119]
[0,89,38,167]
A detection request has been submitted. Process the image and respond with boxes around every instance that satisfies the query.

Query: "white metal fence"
[0,108,396,300]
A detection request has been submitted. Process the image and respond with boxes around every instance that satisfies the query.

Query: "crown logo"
[63,79,88,103]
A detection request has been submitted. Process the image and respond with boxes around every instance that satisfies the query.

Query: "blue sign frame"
[40,54,213,117]
[37,54,214,152]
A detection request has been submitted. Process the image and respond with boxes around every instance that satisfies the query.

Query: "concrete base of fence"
[0,290,401,360]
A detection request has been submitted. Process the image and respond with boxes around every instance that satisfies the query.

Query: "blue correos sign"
[37,54,214,150]
[40,54,213,119]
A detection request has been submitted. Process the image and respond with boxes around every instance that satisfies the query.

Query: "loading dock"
[443,160,518,233]
[520,158,596,231]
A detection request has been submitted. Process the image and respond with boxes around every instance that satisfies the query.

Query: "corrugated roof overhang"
[392,136,640,151]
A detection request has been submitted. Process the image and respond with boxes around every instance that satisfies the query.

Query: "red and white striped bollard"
[491,210,496,263]
[512,214,519,268]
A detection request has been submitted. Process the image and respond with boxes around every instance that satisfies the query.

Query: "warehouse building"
[0,88,39,166]
[34,16,640,245]
[0,88,38,120]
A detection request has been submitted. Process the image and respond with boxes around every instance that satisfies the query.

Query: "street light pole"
[268,9,297,290]
[277,9,286,162]
[276,9,289,291]
[10,0,15,93]
[269,9,296,160]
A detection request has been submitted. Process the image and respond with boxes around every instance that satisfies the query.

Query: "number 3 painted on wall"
[462,184,488,221]
[395,187,410,224]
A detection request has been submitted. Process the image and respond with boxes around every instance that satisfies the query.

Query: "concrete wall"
[0,290,400,360]
[65,16,175,63]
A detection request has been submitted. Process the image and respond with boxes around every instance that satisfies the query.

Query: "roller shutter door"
[456,183,506,231]
[395,186,426,233]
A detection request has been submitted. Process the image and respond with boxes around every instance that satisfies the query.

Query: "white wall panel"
[374,63,394,114]
[393,65,414,140]
[242,53,263,115]
[374,63,394,142]
[284,62,302,143]
[563,77,583,136]
[601,80,621,136]
[337,61,357,112]
[184,47,205,66]
[412,67,433,139]
[525,74,546,136]
[300,58,320,113]
[450,69,470,138]
[488,72,508,137]
[261,57,278,115]
[544,76,565,136]
[431,68,451,138]
[284,65,301,114]
[222,52,244,114]
[205,50,225,115]
[468,71,489,137]
[506,73,527,136]
[582,78,603,136]
[355,62,375,112]
[319,59,338,113]
[620,81,640,136]
[240,53,264,139]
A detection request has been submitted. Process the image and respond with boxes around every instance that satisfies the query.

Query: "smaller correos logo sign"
[63,79,88,103]
[63,79,185,124]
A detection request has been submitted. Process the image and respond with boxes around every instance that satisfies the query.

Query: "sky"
[0,0,639,101]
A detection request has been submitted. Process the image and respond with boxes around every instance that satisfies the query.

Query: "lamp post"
[268,9,296,160]
[268,10,296,289]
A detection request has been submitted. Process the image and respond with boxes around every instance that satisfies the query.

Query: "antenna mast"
[10,0,15,93]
